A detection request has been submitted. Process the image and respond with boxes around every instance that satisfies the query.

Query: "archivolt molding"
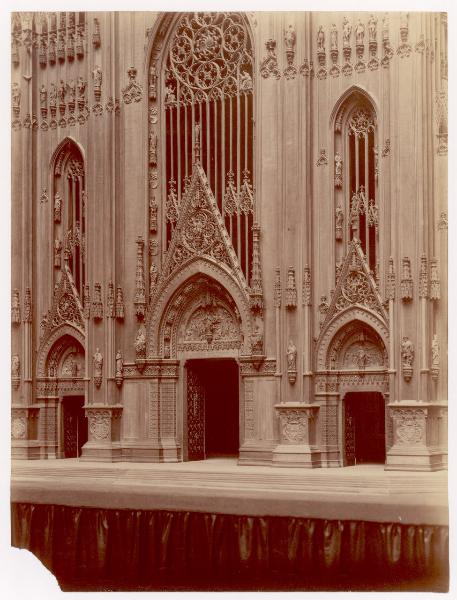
[316,307,389,372]
[147,257,252,357]
[37,323,85,378]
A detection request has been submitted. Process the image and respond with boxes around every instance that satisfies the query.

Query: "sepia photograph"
[8,2,450,594]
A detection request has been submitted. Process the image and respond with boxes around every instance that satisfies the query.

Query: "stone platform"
[11,458,448,525]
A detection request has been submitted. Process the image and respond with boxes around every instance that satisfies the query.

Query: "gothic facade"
[11,11,448,470]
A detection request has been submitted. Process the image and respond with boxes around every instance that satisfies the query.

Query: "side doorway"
[62,396,88,458]
[185,359,239,461]
[344,392,386,465]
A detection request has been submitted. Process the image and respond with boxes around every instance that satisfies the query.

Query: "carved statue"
[368,15,377,42]
[149,130,157,165]
[284,24,296,51]
[92,65,102,89]
[12,289,20,323]
[12,83,21,111]
[93,348,103,378]
[77,76,86,97]
[317,25,325,51]
[355,20,365,45]
[165,84,176,104]
[134,326,146,357]
[335,205,344,239]
[150,263,158,292]
[58,79,66,104]
[401,337,414,367]
[319,295,329,326]
[49,83,57,108]
[68,353,78,378]
[382,15,390,41]
[115,350,123,376]
[330,24,338,51]
[12,354,20,379]
[431,334,439,368]
[40,85,47,109]
[68,79,76,100]
[239,70,253,92]
[334,152,343,186]
[54,192,62,223]
[343,17,352,48]
[287,340,297,372]
[54,239,62,267]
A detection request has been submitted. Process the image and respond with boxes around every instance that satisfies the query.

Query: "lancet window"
[162,12,255,280]
[335,94,378,275]
[52,141,86,296]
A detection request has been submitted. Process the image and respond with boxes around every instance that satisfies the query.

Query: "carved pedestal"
[272,403,321,467]
[80,404,123,462]
[11,406,40,459]
[385,403,447,471]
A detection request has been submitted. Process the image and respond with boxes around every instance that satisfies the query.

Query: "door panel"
[344,401,356,466]
[186,366,206,461]
[63,397,86,458]
[344,393,385,465]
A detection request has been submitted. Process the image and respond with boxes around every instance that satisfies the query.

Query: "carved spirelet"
[12,289,21,324]
[107,282,115,317]
[429,258,440,301]
[386,257,395,301]
[400,257,413,301]
[92,283,103,319]
[418,254,428,298]
[134,237,146,319]
[431,334,440,381]
[285,267,297,309]
[274,268,281,308]
[23,288,32,323]
[115,286,125,319]
[302,265,311,306]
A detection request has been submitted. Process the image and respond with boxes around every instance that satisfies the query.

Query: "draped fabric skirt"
[11,502,449,591]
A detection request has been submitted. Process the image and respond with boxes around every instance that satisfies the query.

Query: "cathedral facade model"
[11,11,448,471]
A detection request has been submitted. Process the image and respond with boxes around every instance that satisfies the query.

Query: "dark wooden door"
[344,401,356,466]
[63,397,87,458]
[344,393,385,465]
[186,366,205,461]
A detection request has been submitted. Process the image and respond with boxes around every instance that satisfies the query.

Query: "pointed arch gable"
[37,323,85,377]
[316,306,389,372]
[50,136,85,174]
[330,84,380,129]
[146,256,252,357]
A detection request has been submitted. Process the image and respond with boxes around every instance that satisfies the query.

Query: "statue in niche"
[12,354,20,379]
[343,17,352,48]
[92,65,102,91]
[368,15,377,42]
[150,263,158,293]
[401,337,414,367]
[12,83,21,111]
[134,326,146,357]
[330,24,338,51]
[149,130,157,165]
[355,20,365,45]
[68,79,76,101]
[431,335,439,369]
[58,80,66,104]
[67,353,78,378]
[287,340,297,372]
[49,83,57,108]
[77,76,86,98]
[115,350,123,376]
[54,192,62,223]
[334,153,343,187]
[239,70,253,92]
[54,239,62,267]
[335,205,344,240]
[285,24,296,51]
[93,348,103,378]
[40,85,47,109]
[317,25,325,51]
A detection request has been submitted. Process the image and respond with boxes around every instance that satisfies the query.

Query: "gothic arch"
[330,84,379,130]
[147,256,252,357]
[316,306,388,372]
[37,323,85,377]
[50,136,85,174]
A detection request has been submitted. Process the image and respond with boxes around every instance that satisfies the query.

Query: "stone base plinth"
[80,404,123,462]
[385,403,448,471]
[272,403,320,468]
[238,441,276,466]
[272,443,321,468]
[120,443,180,462]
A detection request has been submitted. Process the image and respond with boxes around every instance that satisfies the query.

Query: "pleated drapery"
[11,502,448,591]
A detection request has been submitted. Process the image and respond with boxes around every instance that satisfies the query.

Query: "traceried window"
[335,95,378,275]
[163,12,254,280]
[52,140,86,296]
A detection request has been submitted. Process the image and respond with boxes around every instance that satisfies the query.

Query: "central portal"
[185,359,239,461]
